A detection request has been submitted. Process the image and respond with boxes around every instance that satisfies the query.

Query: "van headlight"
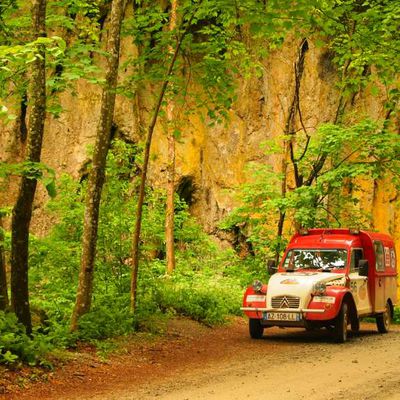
[312,282,326,296]
[252,280,263,292]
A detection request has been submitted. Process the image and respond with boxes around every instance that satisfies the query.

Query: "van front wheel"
[249,318,264,339]
[376,302,391,334]
[351,316,360,333]
[334,302,349,343]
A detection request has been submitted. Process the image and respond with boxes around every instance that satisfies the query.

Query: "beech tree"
[272,0,400,250]
[129,0,238,310]
[129,17,186,310]
[70,0,126,331]
[10,0,46,334]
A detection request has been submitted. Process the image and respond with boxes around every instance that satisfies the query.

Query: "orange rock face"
[1,35,399,294]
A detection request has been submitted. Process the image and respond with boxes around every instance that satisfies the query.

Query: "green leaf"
[370,85,380,96]
[45,180,57,198]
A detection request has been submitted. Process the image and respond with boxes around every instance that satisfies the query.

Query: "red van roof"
[288,228,393,249]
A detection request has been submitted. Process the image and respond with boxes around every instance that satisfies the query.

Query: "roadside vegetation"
[0,140,264,367]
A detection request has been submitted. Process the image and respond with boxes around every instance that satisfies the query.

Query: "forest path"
[6,318,400,400]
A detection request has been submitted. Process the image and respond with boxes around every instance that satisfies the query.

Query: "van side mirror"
[359,259,369,277]
[267,259,277,276]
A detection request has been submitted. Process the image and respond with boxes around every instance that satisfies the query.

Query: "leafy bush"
[148,248,246,326]
[393,307,400,324]
[77,302,134,341]
[0,311,52,366]
[154,280,241,326]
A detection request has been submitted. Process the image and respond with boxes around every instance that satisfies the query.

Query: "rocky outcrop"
[1,35,399,257]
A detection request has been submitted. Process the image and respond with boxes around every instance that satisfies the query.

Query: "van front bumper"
[240,307,325,314]
[241,307,327,327]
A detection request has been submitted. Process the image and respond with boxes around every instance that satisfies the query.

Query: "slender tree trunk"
[70,0,125,332]
[276,142,289,262]
[0,217,8,311]
[10,0,46,334]
[165,0,178,275]
[275,39,309,261]
[130,18,192,311]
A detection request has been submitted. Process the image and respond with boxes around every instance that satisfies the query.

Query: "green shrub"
[77,304,134,341]
[0,311,52,366]
[152,257,244,326]
[393,307,400,324]
[154,283,239,325]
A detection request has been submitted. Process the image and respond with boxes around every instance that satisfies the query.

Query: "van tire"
[334,302,349,343]
[249,318,264,339]
[376,301,391,333]
[351,317,360,333]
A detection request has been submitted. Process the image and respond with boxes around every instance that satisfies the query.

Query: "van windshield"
[283,249,348,271]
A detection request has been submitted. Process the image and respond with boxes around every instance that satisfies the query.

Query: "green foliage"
[217,0,400,260]
[222,119,400,256]
[153,256,247,326]
[138,243,250,326]
[122,0,235,124]
[0,161,56,197]
[77,296,134,341]
[155,280,239,326]
[311,0,400,110]
[121,0,316,126]
[0,311,52,366]
[21,139,248,352]
[0,0,105,120]
[393,307,400,325]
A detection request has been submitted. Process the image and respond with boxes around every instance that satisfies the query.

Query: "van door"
[373,241,385,313]
[349,248,372,315]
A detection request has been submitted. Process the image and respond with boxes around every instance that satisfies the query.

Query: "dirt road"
[111,323,400,400]
[8,319,400,400]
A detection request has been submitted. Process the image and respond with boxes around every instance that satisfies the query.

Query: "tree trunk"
[129,77,175,311]
[130,15,192,311]
[275,38,308,259]
[70,0,125,332]
[165,0,178,275]
[0,216,8,311]
[10,0,46,334]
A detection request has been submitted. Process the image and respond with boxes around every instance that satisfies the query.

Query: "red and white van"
[241,229,398,342]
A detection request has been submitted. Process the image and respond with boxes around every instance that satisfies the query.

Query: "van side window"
[350,249,363,272]
[374,241,385,271]
[391,249,397,269]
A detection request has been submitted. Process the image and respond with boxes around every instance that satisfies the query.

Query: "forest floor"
[1,317,400,400]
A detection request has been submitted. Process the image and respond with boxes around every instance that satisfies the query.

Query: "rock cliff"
[1,35,399,260]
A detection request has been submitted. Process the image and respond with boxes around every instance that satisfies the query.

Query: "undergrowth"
[1,140,260,366]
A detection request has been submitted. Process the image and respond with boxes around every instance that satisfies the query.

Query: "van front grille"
[271,295,300,309]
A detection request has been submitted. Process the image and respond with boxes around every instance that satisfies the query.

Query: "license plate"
[264,312,301,321]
